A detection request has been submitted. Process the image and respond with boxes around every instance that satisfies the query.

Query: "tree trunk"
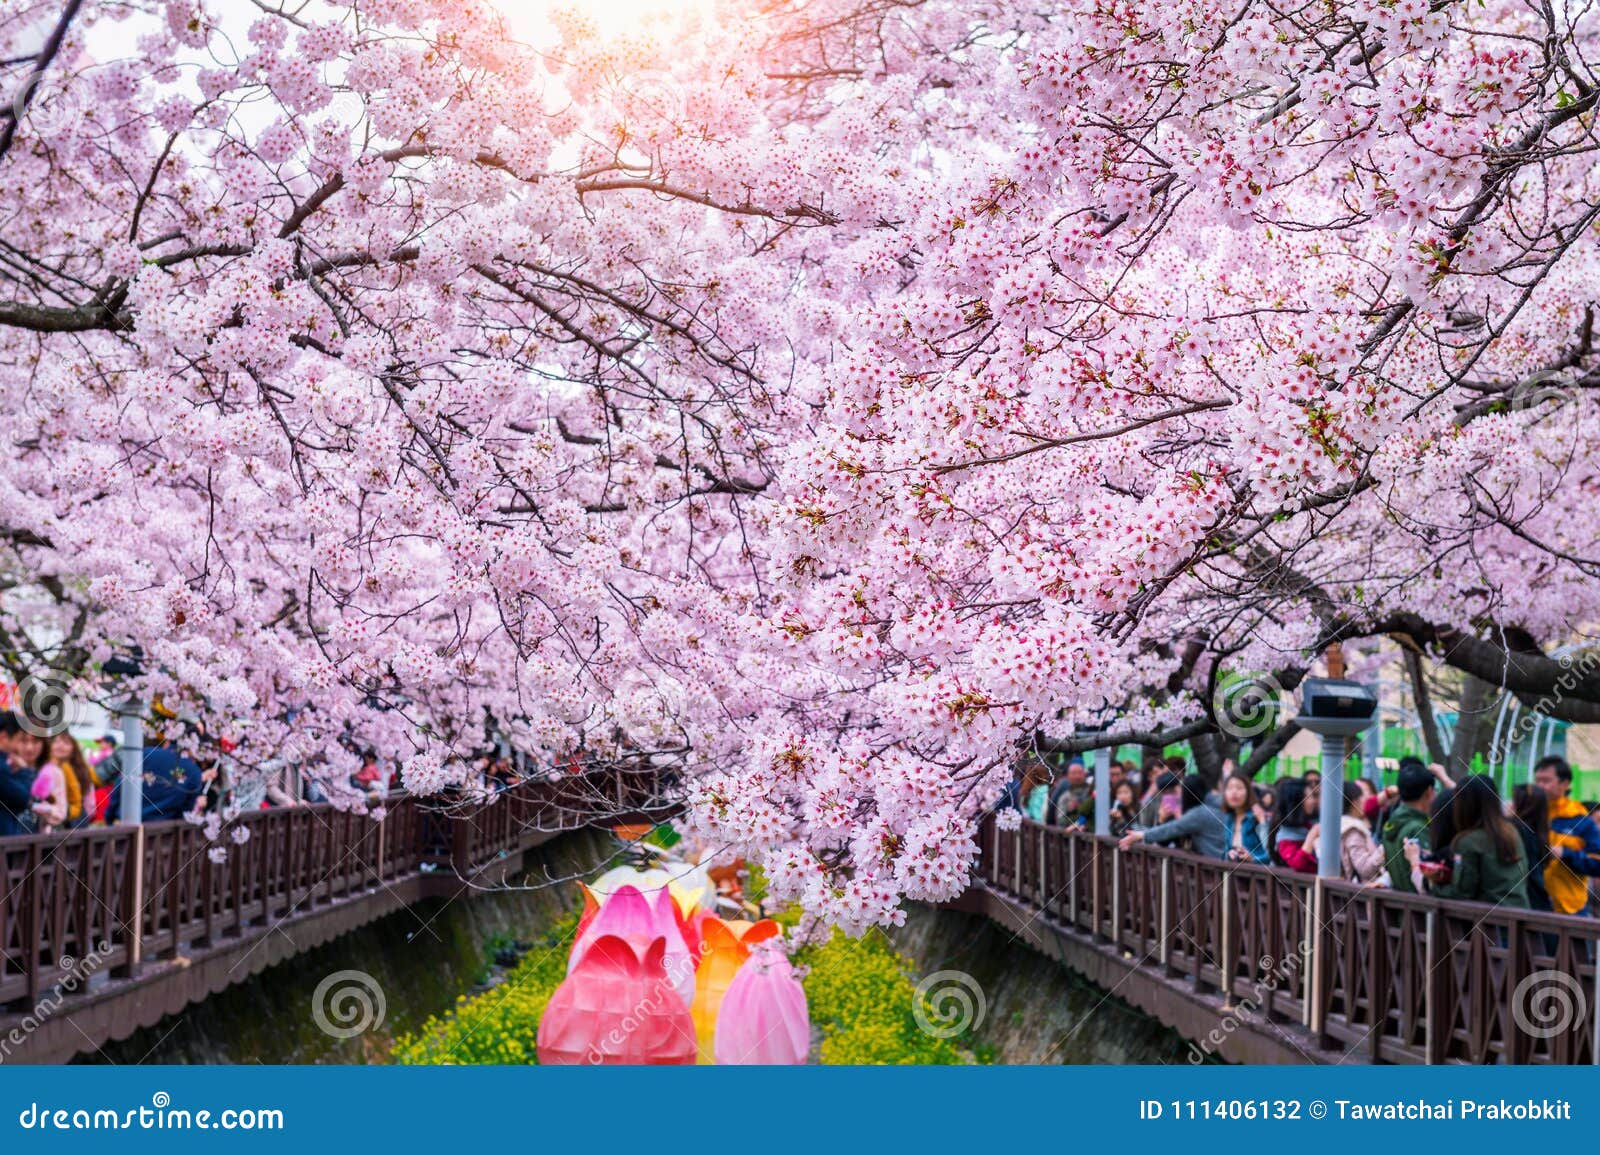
[1449,673,1495,777]
[1405,650,1449,764]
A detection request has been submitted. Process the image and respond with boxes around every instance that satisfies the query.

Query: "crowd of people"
[1004,751,1600,915]
[0,714,436,837]
[0,709,551,839]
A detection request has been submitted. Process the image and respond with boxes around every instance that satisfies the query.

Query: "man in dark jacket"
[0,715,38,837]
[108,737,204,823]
[1382,760,1440,893]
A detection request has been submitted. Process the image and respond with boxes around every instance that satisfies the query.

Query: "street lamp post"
[1294,676,1379,878]
[103,649,145,825]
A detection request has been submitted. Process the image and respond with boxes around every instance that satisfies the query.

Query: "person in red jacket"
[1269,776,1320,873]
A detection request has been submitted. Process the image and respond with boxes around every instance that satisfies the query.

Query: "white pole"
[118,700,144,825]
[1316,735,1344,878]
[1094,746,1111,837]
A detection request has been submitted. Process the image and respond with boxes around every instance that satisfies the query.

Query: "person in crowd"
[1381,759,1453,893]
[1118,774,1228,859]
[1512,783,1555,912]
[1269,777,1319,873]
[108,731,207,822]
[1108,760,1127,795]
[1532,755,1600,916]
[1138,756,1166,801]
[43,733,94,827]
[0,715,39,836]
[1305,780,1387,883]
[1219,772,1269,863]
[1047,758,1092,826]
[1405,774,1529,908]
[1108,780,1140,837]
[1016,757,1051,822]
[1137,770,1184,828]
[86,735,119,823]
[353,750,387,802]
[29,744,68,833]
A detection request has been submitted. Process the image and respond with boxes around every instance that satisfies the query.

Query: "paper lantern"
[668,860,717,916]
[537,935,697,1066]
[713,943,809,1065]
[690,917,785,1063]
[590,865,673,901]
[570,885,695,1006]
[573,883,600,944]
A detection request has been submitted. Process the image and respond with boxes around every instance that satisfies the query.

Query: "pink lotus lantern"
[537,935,697,1065]
[569,885,695,1005]
[713,942,810,1065]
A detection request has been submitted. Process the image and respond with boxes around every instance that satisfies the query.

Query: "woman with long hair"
[44,733,93,826]
[1512,783,1554,912]
[1305,777,1395,876]
[1269,777,1318,872]
[1407,775,1530,907]
[1016,758,1051,823]
[1109,780,1140,837]
[1220,773,1269,863]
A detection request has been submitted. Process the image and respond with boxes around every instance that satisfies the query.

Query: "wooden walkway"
[0,769,674,1063]
[954,815,1600,1064]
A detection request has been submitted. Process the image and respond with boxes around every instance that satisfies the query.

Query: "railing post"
[451,811,474,875]
[1592,933,1599,1066]
[1091,838,1104,941]
[1038,830,1047,910]
[1068,834,1079,927]
[1012,830,1022,895]
[375,812,387,886]
[1309,878,1325,1036]
[23,841,40,1008]
[123,824,145,975]
[1424,907,1438,1064]
[1110,843,1121,947]
[1301,888,1315,1028]
[1219,871,1233,1007]
[1158,856,1172,970]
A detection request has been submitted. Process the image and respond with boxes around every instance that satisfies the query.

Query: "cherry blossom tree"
[3,0,1600,928]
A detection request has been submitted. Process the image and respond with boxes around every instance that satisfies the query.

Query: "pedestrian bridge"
[7,799,1596,1065]
[0,770,674,1063]
[949,816,1600,1064]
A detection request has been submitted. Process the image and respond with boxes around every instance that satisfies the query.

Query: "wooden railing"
[979,816,1600,1064]
[0,768,672,1012]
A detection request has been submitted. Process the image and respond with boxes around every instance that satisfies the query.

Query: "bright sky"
[492,0,719,49]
